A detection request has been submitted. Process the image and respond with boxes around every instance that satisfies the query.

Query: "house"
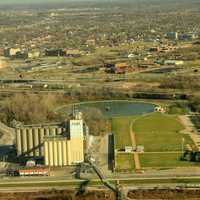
[45,49,65,57]
[105,62,135,74]
[128,54,135,58]
[5,48,28,59]
[114,63,129,74]
[86,39,96,46]
[164,60,184,66]
[28,51,40,59]
[154,106,165,113]
[15,51,28,59]
[104,63,115,73]
[115,63,129,68]
[165,32,179,40]
[149,47,160,52]
[9,48,21,56]
[65,49,81,58]
[179,32,198,40]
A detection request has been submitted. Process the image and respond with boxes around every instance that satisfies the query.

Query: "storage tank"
[48,140,54,166]
[53,140,58,166]
[16,125,67,159]
[33,129,39,156]
[22,129,28,154]
[62,140,68,166]
[16,129,22,156]
[44,137,70,167]
[44,141,49,166]
[39,128,45,155]
[58,140,63,166]
[28,128,34,156]
[45,128,50,137]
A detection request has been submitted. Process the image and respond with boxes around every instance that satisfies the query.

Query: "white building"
[70,119,84,139]
[164,60,184,66]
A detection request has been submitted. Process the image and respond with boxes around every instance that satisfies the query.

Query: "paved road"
[2,171,200,184]
[1,174,200,190]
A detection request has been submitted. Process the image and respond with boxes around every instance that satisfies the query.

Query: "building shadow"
[0,145,16,162]
[108,134,114,171]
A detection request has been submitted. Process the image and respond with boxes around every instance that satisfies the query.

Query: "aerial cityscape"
[0,0,200,199]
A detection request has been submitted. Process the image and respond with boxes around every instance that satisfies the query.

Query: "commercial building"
[164,60,184,66]
[165,32,179,40]
[9,48,21,56]
[28,51,40,59]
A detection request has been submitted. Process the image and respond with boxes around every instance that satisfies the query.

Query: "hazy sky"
[0,0,83,4]
[0,0,92,4]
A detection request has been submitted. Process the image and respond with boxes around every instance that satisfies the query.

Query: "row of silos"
[44,137,84,167]
[16,126,66,157]
[44,137,70,166]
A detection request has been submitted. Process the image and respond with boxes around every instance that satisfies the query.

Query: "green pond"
[58,100,155,118]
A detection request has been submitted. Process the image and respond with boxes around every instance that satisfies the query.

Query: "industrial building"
[15,113,85,167]
[165,32,179,40]
[16,124,66,157]
[44,136,84,166]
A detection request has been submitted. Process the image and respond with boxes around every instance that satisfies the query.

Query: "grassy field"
[112,116,135,171]
[112,116,135,150]
[133,113,193,152]
[140,153,198,168]
[112,112,196,171]
[115,154,135,172]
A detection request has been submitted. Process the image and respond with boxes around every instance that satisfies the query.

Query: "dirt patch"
[0,189,115,200]
[130,121,141,170]
[2,188,200,200]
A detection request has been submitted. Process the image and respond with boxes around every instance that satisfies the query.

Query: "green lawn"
[140,153,198,168]
[112,116,136,171]
[133,113,193,152]
[112,112,196,171]
[112,116,135,150]
[115,154,135,172]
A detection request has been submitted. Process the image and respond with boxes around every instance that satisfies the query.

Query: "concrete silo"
[44,136,84,167]
[44,137,70,167]
[15,124,66,158]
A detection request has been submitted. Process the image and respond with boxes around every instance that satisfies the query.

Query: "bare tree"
[83,107,110,136]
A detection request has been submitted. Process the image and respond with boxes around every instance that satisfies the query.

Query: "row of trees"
[0,93,66,126]
[160,75,200,90]
[0,92,110,136]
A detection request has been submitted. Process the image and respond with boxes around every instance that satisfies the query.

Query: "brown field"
[1,188,200,200]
